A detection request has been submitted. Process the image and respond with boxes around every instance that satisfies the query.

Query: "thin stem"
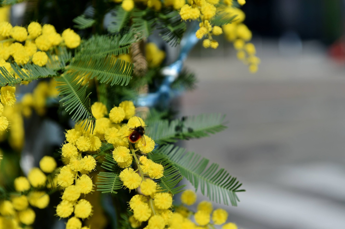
[129,144,145,180]
[208,224,216,229]
[0,38,14,43]
[149,198,157,215]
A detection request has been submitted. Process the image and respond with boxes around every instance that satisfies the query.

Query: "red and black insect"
[128,126,145,143]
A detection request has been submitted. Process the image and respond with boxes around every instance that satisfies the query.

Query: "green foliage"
[96,154,123,194]
[211,12,237,27]
[155,145,244,206]
[0,0,21,6]
[171,69,197,91]
[68,57,133,86]
[75,35,137,60]
[119,213,134,229]
[73,15,95,29]
[156,10,186,46]
[150,152,185,194]
[131,10,155,39]
[147,113,227,144]
[0,63,56,87]
[55,74,93,130]
[108,7,130,33]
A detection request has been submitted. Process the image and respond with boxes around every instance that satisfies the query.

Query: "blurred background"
[182,0,345,228]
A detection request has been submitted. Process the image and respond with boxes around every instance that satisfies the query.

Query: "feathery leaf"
[55,73,93,129]
[211,12,237,27]
[108,7,130,33]
[96,154,123,194]
[147,113,227,144]
[73,15,95,29]
[68,57,132,86]
[156,10,186,46]
[155,145,244,206]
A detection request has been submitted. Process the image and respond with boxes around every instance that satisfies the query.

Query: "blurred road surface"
[181,40,345,229]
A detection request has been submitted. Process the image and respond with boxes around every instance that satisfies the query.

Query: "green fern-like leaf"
[0,63,57,87]
[150,152,185,194]
[211,12,237,27]
[73,15,95,29]
[156,10,186,46]
[146,113,227,144]
[156,145,244,206]
[96,154,123,194]
[75,35,137,60]
[131,10,155,38]
[108,7,130,33]
[55,73,93,129]
[68,57,132,86]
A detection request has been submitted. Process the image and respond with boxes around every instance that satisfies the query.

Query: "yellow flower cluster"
[0,79,58,151]
[0,21,80,75]
[145,43,166,68]
[0,156,56,229]
[176,190,239,229]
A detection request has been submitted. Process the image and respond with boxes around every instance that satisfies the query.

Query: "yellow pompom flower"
[74,199,93,219]
[39,156,57,173]
[196,27,207,39]
[25,41,37,56]
[35,34,52,51]
[0,116,9,131]
[42,24,56,35]
[238,0,245,5]
[14,176,30,192]
[81,155,96,172]
[148,215,165,229]
[65,129,81,145]
[181,190,196,205]
[69,158,83,172]
[174,0,185,9]
[154,193,172,210]
[122,0,134,11]
[197,201,213,214]
[56,200,74,218]
[127,116,145,129]
[169,212,184,225]
[212,26,223,36]
[234,39,245,50]
[94,118,111,135]
[1,86,16,106]
[109,107,126,124]
[76,136,91,152]
[212,209,228,225]
[28,191,50,209]
[210,40,219,49]
[136,135,155,154]
[140,179,157,196]
[66,217,82,229]
[129,195,148,210]
[32,51,48,66]
[28,167,47,187]
[28,22,42,38]
[11,195,28,211]
[159,209,173,225]
[119,168,142,190]
[105,127,122,145]
[145,42,166,68]
[180,5,200,20]
[0,22,12,37]
[133,203,151,222]
[57,166,75,188]
[18,208,35,225]
[203,39,211,48]
[62,185,81,202]
[0,103,3,115]
[75,174,93,194]
[201,2,216,20]
[10,26,27,42]
[117,157,133,168]
[237,51,245,60]
[119,101,135,119]
[62,29,81,49]
[148,162,164,179]
[89,135,102,151]
[48,32,62,46]
[245,43,256,55]
[129,215,141,228]
[0,200,15,216]
[91,102,107,119]
[222,223,238,229]
[194,211,210,226]
[13,48,30,65]
[113,146,131,163]
[236,24,252,41]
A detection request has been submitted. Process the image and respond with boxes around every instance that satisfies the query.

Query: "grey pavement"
[181,40,345,229]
